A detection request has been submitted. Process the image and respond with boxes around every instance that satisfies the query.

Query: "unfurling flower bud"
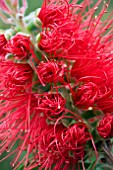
[0,62,33,98]
[37,122,90,169]
[37,93,66,119]
[0,34,7,60]
[36,61,65,86]
[97,114,113,139]
[4,34,34,60]
[64,123,90,161]
[38,2,68,27]
[0,34,7,47]
[74,82,100,109]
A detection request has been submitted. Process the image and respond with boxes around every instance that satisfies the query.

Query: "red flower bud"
[37,124,67,169]
[36,93,66,119]
[36,61,65,86]
[37,122,90,169]
[74,82,100,109]
[64,123,90,160]
[38,21,80,56]
[4,34,34,60]
[38,1,68,27]
[97,114,113,138]
[0,34,7,60]
[0,34,7,47]
[0,62,33,98]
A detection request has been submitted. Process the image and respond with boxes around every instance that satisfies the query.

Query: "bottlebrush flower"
[64,123,90,161]
[0,93,48,169]
[73,81,111,110]
[30,122,90,170]
[38,0,70,27]
[38,0,86,55]
[36,61,65,86]
[35,124,67,170]
[38,20,82,56]
[0,61,33,98]
[37,0,90,58]
[0,34,7,60]
[35,93,66,119]
[70,58,107,81]
[38,0,113,62]
[4,34,34,60]
[74,82,99,109]
[97,114,113,138]
[71,58,113,113]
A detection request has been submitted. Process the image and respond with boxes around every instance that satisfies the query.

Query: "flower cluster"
[0,0,113,170]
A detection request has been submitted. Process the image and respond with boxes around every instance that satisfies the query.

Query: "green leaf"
[87,160,96,170]
[82,110,102,120]
[94,164,112,170]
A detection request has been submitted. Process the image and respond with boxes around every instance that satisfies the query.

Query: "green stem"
[102,142,113,164]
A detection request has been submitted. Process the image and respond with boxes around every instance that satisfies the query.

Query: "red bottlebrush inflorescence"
[27,122,90,170]
[97,114,113,139]
[38,20,82,56]
[35,124,67,170]
[1,0,113,169]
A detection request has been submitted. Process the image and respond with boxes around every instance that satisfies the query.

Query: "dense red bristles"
[0,61,33,99]
[38,0,113,61]
[25,122,91,170]
[38,1,69,28]
[1,0,113,169]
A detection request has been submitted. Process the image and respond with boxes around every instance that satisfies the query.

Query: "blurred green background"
[0,0,43,29]
[0,0,113,169]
